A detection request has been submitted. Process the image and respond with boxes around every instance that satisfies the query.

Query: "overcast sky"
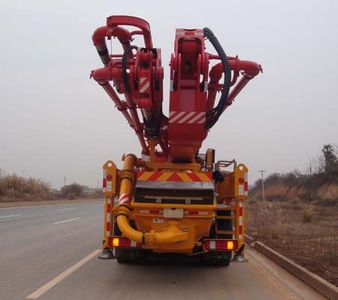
[1,0,337,188]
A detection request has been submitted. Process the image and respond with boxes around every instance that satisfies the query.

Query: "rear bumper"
[108,236,239,254]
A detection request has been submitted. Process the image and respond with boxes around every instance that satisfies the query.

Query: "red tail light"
[109,237,142,248]
[204,239,238,251]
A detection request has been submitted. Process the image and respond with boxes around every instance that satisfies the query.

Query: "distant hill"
[250,144,338,205]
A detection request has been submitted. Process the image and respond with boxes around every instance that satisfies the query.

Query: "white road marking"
[53,217,81,225]
[26,249,100,299]
[246,249,299,299]
[57,207,77,211]
[0,214,21,219]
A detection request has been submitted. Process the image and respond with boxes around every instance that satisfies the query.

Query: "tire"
[216,253,231,266]
[202,251,231,267]
[115,248,132,264]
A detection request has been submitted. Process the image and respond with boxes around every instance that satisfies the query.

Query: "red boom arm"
[91,16,262,162]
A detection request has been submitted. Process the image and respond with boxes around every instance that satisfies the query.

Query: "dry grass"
[0,174,50,201]
[0,174,102,202]
[246,200,338,286]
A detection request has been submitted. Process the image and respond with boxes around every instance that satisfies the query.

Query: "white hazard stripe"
[188,112,205,124]
[209,240,216,250]
[169,111,206,124]
[238,216,243,226]
[178,112,195,124]
[118,193,129,205]
[139,77,150,93]
[169,111,185,123]
[238,184,244,195]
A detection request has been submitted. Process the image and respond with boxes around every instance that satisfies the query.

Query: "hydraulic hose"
[116,213,188,245]
[115,154,189,246]
[204,28,232,129]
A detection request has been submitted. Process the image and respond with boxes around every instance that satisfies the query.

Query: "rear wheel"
[202,251,231,267]
[115,248,132,263]
[113,221,146,264]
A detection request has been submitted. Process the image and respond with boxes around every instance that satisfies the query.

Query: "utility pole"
[259,169,266,201]
[64,176,67,187]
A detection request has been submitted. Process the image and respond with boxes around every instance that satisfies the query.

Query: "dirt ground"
[246,200,338,286]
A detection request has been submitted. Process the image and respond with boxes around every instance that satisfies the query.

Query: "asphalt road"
[0,200,324,300]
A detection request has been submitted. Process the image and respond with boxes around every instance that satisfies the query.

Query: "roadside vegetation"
[247,144,338,286]
[0,172,101,202]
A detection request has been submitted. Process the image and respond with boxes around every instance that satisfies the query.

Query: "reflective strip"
[118,193,129,205]
[107,182,112,192]
[136,171,212,182]
[141,154,150,162]
[209,240,216,250]
[238,216,243,226]
[238,184,244,195]
[131,240,137,247]
[197,116,206,124]
[169,111,185,123]
[204,81,208,92]
[169,111,206,125]
[170,80,174,91]
[194,31,204,36]
[216,204,233,209]
[157,172,174,181]
[178,112,195,124]
[187,112,205,124]
[139,77,150,93]
[239,234,243,240]
[139,81,150,93]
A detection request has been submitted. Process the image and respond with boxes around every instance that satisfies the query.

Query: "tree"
[322,144,338,180]
[60,183,84,199]
[322,145,337,170]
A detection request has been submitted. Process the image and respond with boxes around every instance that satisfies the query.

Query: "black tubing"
[122,45,137,92]
[204,28,232,129]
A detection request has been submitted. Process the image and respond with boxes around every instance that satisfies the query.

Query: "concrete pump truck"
[90,15,262,266]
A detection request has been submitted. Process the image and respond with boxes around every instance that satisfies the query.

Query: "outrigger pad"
[232,244,248,263]
[98,249,115,260]
[232,254,248,263]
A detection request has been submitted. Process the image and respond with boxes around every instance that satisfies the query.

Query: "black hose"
[204,28,232,129]
[122,45,137,92]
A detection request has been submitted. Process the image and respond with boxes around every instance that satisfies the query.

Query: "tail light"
[109,237,142,248]
[203,239,238,251]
